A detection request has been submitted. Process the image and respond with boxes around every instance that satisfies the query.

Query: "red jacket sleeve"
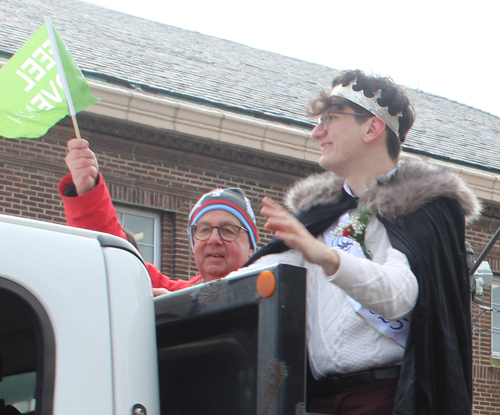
[58,173,195,292]
[146,263,196,290]
[58,173,126,239]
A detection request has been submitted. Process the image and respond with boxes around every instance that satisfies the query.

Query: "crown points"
[329,81,401,140]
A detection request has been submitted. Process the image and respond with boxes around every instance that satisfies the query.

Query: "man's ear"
[363,117,386,143]
[248,248,254,259]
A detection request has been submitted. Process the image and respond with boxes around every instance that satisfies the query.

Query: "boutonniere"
[332,210,372,260]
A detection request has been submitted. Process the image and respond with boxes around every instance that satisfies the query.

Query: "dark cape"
[246,157,481,415]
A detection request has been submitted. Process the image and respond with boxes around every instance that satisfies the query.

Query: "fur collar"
[285,156,481,224]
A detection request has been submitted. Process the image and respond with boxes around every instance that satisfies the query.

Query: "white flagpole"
[44,16,82,139]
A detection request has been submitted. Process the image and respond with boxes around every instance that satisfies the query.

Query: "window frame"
[114,205,161,267]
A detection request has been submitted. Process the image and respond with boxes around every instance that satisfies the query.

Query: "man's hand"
[65,138,99,196]
[153,288,170,297]
[261,197,340,275]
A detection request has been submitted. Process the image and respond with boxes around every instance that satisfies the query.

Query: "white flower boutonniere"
[331,210,372,260]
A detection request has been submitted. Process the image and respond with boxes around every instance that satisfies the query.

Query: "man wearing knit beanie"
[188,187,259,283]
[59,138,260,289]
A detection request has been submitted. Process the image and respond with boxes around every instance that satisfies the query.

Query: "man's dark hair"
[308,69,415,160]
[121,226,141,253]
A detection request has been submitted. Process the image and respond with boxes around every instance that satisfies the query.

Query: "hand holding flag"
[65,138,99,196]
[0,18,99,139]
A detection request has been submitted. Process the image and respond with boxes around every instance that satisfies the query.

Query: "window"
[115,205,161,267]
[493,276,500,358]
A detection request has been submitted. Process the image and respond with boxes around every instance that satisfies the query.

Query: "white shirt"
[250,183,418,378]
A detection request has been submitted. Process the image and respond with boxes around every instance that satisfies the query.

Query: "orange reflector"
[256,270,276,298]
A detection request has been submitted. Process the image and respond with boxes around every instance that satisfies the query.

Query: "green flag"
[0,23,99,139]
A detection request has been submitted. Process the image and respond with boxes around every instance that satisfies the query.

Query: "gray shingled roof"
[1,0,499,173]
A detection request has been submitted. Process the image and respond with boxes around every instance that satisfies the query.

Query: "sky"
[83,0,500,118]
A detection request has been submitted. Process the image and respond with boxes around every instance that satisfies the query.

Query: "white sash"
[347,297,411,347]
[324,211,411,347]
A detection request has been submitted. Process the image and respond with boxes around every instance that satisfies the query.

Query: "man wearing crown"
[245,70,479,414]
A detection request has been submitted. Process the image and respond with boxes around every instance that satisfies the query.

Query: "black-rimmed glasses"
[191,223,248,242]
[318,110,372,131]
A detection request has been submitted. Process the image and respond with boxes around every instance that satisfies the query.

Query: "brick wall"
[468,213,500,414]
[0,131,67,223]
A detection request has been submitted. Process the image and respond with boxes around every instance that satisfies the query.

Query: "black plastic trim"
[97,233,145,265]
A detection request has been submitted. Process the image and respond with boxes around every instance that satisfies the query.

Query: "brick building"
[0,0,499,412]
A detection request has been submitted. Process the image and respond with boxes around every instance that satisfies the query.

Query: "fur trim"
[285,171,343,212]
[285,156,481,224]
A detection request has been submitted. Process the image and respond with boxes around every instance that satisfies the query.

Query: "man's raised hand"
[65,138,99,196]
[261,196,340,275]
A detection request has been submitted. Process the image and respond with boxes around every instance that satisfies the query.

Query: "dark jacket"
[247,157,480,415]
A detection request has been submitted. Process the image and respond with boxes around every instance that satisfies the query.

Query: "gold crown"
[329,81,402,140]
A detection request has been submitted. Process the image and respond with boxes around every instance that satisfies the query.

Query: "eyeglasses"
[191,223,249,242]
[317,110,372,131]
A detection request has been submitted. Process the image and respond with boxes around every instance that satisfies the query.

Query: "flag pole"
[44,17,82,139]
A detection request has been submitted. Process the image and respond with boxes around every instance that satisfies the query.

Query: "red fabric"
[59,173,124,236]
[189,274,203,285]
[58,173,199,291]
[145,263,191,290]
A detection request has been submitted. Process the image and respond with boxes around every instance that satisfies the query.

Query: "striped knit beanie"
[188,188,259,250]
